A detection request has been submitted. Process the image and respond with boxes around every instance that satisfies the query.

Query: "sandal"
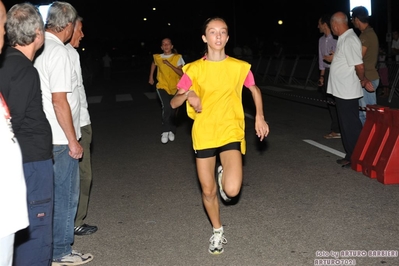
[324,132,341,139]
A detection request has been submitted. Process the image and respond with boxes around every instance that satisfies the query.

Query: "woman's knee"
[202,185,217,200]
[223,173,242,197]
[223,184,241,198]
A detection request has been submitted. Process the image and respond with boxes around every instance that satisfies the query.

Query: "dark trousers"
[321,69,340,133]
[75,124,93,227]
[334,97,363,161]
[156,88,176,134]
[14,159,54,266]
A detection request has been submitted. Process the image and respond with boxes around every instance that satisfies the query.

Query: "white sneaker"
[217,165,231,202]
[168,131,175,141]
[208,230,227,254]
[161,132,168,144]
[52,250,93,265]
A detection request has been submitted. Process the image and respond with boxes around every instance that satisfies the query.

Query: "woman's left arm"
[247,84,269,141]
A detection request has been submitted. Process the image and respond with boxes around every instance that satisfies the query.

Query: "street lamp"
[349,0,372,15]
[38,4,50,23]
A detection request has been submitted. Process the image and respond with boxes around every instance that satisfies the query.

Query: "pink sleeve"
[177,74,192,91]
[243,70,255,88]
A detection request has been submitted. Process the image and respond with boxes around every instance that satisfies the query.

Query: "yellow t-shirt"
[153,54,182,95]
[183,57,251,154]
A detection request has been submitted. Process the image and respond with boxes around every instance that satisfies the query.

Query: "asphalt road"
[71,66,399,266]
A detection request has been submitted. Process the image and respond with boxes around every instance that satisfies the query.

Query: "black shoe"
[336,158,350,166]
[74,224,98,235]
[342,163,351,168]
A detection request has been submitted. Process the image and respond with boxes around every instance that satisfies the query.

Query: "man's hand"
[361,79,375,92]
[69,139,83,159]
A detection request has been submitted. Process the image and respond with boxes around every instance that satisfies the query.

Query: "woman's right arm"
[148,62,156,85]
[171,73,192,109]
[170,89,188,109]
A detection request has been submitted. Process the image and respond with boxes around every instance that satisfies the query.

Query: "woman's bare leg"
[219,150,243,198]
[196,156,221,228]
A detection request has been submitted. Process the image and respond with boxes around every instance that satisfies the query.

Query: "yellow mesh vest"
[183,57,251,154]
[153,54,182,95]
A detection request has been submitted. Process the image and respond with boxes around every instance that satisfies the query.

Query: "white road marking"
[303,139,345,158]
[116,94,133,102]
[144,92,157,99]
[245,112,254,119]
[88,96,102,104]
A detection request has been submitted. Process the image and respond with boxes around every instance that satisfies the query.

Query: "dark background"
[2,0,399,60]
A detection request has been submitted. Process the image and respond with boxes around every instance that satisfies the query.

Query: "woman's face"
[202,19,229,51]
[161,39,173,54]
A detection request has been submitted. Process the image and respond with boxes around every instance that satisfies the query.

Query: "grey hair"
[331,12,348,24]
[74,15,82,28]
[6,3,44,46]
[45,1,77,33]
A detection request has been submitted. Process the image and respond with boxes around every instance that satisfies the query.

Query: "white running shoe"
[52,250,93,265]
[217,165,231,202]
[168,131,175,141]
[161,132,169,144]
[208,231,227,254]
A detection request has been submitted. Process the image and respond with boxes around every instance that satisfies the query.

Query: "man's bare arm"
[52,92,83,159]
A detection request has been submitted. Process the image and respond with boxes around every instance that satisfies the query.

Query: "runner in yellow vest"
[171,17,269,255]
[149,38,185,143]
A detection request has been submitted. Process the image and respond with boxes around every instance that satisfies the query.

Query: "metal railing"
[252,55,399,102]
[381,61,399,102]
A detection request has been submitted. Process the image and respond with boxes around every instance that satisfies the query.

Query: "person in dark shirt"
[351,6,379,125]
[0,3,54,265]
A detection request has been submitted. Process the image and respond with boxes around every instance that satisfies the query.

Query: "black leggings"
[156,88,176,133]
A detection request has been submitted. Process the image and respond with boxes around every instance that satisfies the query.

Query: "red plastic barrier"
[361,107,391,178]
[376,108,399,184]
[351,105,388,173]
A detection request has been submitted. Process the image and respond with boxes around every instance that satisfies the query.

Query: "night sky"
[2,0,398,57]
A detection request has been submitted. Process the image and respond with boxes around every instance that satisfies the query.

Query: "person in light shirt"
[317,13,340,139]
[0,93,29,266]
[66,16,98,236]
[327,11,373,168]
[34,1,93,264]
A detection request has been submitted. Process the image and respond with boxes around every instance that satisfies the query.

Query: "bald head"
[0,0,6,53]
[330,12,349,36]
